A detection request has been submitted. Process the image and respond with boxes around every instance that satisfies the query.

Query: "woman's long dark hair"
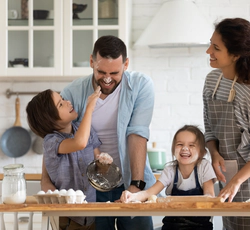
[215,18,250,83]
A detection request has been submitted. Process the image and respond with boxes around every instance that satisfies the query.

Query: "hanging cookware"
[86,160,122,192]
[147,142,167,171]
[0,97,32,158]
[32,135,43,154]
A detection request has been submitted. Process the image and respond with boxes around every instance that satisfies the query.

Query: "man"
[41,35,156,230]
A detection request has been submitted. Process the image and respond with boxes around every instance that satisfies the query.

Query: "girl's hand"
[86,86,101,111]
[120,190,136,203]
[96,152,113,164]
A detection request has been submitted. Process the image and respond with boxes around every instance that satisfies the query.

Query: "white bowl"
[74,61,89,67]
[13,64,25,68]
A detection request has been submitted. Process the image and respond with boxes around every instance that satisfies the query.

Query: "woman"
[203,18,250,230]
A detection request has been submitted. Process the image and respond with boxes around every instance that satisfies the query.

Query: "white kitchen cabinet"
[0,0,131,79]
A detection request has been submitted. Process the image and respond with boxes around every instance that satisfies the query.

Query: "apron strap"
[212,73,223,100]
[212,73,238,102]
[227,75,238,102]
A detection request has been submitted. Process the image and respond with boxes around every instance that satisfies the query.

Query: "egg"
[46,189,53,194]
[66,189,76,204]
[75,190,86,204]
[67,189,76,195]
[59,189,67,196]
[53,189,59,194]
[37,190,45,194]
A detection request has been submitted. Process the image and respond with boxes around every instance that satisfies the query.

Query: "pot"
[147,143,167,171]
[32,135,43,154]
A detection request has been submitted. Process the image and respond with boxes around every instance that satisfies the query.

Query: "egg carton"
[33,194,87,204]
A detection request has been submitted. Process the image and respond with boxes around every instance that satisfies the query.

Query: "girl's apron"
[162,165,212,230]
[207,73,250,230]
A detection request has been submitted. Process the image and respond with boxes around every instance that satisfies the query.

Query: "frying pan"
[0,97,32,158]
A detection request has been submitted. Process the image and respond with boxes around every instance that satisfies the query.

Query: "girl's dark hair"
[92,35,127,63]
[215,18,250,83]
[171,125,207,159]
[26,89,61,138]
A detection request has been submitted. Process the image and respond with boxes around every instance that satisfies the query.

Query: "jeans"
[95,184,153,230]
[59,217,95,230]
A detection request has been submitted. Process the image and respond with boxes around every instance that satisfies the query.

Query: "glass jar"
[2,164,26,204]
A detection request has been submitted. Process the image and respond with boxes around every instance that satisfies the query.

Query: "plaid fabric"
[203,69,250,230]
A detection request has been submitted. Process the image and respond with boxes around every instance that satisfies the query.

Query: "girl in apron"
[120,125,217,230]
[203,18,250,230]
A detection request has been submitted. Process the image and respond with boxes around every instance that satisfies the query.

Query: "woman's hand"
[218,178,241,202]
[211,151,226,183]
[218,162,250,202]
[206,140,226,183]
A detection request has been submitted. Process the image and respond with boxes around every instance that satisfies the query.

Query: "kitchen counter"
[0,174,41,181]
[0,196,250,230]
[0,174,159,181]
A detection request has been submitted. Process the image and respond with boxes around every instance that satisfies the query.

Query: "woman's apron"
[207,73,250,230]
[162,165,212,230]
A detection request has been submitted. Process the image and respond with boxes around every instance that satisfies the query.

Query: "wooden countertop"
[0,174,41,181]
[1,196,250,230]
[1,198,250,217]
[0,174,159,181]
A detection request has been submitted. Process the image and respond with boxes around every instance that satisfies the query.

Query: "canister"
[98,0,117,18]
[2,164,26,204]
[147,142,167,171]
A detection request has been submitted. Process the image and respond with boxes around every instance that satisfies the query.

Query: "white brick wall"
[0,0,249,172]
[132,0,250,154]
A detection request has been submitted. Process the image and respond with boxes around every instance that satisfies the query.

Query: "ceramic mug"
[8,10,18,19]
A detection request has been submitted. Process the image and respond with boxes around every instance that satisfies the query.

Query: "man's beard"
[94,78,120,95]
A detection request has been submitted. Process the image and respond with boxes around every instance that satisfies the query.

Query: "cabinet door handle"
[28,212,34,230]
[13,212,18,230]
[0,213,6,230]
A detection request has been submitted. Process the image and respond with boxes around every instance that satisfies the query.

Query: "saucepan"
[32,135,43,155]
[0,97,32,158]
[147,142,167,171]
[87,160,122,192]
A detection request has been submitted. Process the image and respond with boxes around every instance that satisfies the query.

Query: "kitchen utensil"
[21,0,28,19]
[73,3,87,19]
[98,0,117,18]
[0,97,32,158]
[32,135,43,154]
[9,58,28,67]
[147,142,167,171]
[33,10,49,19]
[8,10,18,19]
[86,160,122,192]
